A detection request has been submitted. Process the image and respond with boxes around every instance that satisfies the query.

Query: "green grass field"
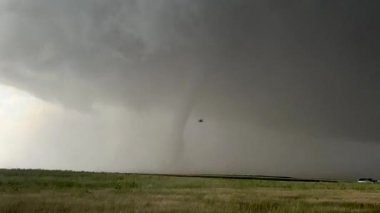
[0,169,379,212]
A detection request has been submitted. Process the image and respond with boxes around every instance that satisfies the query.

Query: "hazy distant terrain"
[0,169,379,212]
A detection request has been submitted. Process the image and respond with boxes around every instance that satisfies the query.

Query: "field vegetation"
[0,169,380,212]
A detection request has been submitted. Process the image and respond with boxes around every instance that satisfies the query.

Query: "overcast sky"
[0,0,379,180]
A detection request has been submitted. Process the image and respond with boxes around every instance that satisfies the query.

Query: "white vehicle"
[357,178,377,183]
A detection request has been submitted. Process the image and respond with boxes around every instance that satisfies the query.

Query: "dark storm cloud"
[191,0,380,142]
[0,0,380,179]
[0,0,206,109]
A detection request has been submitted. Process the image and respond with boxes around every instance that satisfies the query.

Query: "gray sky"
[0,0,379,180]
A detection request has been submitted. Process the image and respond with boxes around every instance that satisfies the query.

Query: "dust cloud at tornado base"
[0,0,379,179]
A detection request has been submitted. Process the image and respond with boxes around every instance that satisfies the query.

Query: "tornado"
[0,0,380,180]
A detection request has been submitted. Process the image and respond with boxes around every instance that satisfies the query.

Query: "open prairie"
[0,169,379,212]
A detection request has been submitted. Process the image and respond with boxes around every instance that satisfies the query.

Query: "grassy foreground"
[0,169,380,212]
